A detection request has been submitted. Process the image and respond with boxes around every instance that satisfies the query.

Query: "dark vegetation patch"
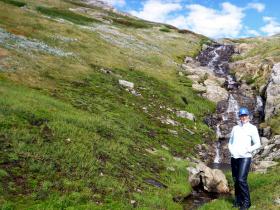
[36,6,101,25]
[159,27,171,33]
[0,0,26,7]
[107,16,153,29]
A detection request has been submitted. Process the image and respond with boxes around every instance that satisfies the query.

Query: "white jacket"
[228,122,261,158]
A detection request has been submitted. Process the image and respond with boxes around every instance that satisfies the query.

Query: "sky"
[102,0,280,38]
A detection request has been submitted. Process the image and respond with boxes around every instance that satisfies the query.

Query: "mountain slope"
[0,0,214,209]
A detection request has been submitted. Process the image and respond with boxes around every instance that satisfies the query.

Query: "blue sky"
[103,0,280,38]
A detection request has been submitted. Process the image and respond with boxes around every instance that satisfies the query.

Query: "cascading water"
[198,43,264,165]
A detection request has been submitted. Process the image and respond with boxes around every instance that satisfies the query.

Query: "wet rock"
[265,63,280,120]
[187,162,229,193]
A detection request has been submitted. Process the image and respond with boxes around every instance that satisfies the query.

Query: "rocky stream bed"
[181,42,280,209]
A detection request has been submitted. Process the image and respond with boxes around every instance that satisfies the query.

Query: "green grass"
[36,6,100,25]
[0,0,26,7]
[159,27,171,33]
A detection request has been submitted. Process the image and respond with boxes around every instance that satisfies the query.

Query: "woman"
[228,107,261,210]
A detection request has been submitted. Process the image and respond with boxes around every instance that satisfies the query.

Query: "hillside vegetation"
[0,0,216,209]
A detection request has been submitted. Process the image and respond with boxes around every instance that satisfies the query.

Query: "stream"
[182,43,264,209]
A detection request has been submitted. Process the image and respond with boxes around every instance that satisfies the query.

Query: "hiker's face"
[239,115,249,123]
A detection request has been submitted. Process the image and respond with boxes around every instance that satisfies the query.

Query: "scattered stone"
[178,71,184,76]
[168,129,178,135]
[161,145,169,150]
[173,157,182,161]
[176,111,195,121]
[130,89,141,96]
[167,166,175,172]
[274,198,280,205]
[119,80,134,89]
[0,28,73,57]
[145,148,157,154]
[184,127,195,135]
[158,116,179,126]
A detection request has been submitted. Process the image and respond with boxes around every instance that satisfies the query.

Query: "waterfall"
[214,141,221,163]
[227,94,240,120]
[197,43,262,165]
[214,124,222,163]
[255,96,264,112]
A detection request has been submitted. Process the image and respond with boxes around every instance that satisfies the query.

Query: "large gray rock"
[202,84,228,103]
[187,162,229,193]
[265,63,280,121]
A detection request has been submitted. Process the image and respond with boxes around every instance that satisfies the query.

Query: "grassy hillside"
[0,0,216,209]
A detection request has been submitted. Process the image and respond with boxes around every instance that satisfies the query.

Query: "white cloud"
[166,15,188,29]
[184,2,245,38]
[246,3,265,12]
[247,29,260,36]
[129,0,182,23]
[260,16,280,36]
[102,0,126,7]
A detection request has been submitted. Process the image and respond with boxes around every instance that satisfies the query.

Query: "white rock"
[176,111,195,121]
[119,80,134,89]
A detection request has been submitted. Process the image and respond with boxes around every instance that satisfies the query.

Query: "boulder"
[187,162,229,193]
[202,85,228,103]
[176,111,195,121]
[265,63,280,120]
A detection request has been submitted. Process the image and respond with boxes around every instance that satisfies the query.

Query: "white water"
[214,141,221,163]
[255,96,264,112]
[208,46,225,75]
[214,125,222,163]
[226,94,240,120]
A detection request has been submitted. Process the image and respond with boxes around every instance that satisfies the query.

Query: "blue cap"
[239,107,250,116]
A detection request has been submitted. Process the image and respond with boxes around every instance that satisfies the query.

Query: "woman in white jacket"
[228,107,261,210]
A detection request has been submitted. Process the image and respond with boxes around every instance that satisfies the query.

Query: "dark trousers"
[231,157,251,208]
